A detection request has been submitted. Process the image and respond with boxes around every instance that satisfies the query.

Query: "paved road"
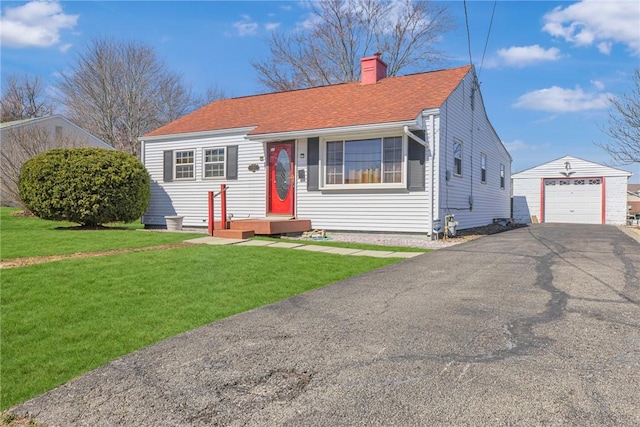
[12,224,640,426]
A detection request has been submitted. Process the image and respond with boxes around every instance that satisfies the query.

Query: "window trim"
[203,147,227,180]
[319,132,407,190]
[500,163,505,189]
[453,139,463,177]
[480,153,487,184]
[174,149,195,181]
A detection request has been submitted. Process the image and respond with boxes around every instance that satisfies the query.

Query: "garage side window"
[175,150,195,180]
[500,163,505,189]
[453,139,462,176]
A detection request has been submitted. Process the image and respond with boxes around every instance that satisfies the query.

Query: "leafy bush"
[19,148,150,226]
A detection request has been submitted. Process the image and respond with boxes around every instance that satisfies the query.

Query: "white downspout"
[404,123,436,239]
[403,125,428,150]
[428,115,436,241]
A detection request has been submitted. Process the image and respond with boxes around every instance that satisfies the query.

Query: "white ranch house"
[140,55,512,234]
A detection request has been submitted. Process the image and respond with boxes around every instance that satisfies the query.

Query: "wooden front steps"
[213,229,255,239]
[224,218,312,236]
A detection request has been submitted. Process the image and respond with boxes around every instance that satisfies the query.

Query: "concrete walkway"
[184,236,424,258]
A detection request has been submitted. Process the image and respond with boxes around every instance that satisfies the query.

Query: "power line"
[479,0,497,77]
[463,0,473,66]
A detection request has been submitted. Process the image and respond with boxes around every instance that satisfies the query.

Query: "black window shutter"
[163,150,173,182]
[226,145,238,180]
[307,137,320,191]
[407,132,425,191]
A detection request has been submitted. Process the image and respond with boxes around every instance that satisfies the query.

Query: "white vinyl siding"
[605,176,630,224]
[434,72,512,229]
[141,133,264,228]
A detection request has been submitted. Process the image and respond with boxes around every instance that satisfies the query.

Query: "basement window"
[324,136,403,187]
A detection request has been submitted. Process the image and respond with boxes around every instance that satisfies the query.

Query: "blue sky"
[1,0,639,182]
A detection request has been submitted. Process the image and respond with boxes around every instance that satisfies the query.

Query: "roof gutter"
[139,126,257,142]
[247,119,421,141]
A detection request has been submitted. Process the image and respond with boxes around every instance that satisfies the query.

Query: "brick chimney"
[360,53,387,85]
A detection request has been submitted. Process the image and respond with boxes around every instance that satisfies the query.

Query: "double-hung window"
[480,153,487,183]
[453,139,462,176]
[500,163,505,189]
[325,136,402,186]
[204,148,226,178]
[174,150,194,180]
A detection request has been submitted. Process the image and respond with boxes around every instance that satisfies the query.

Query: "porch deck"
[212,218,311,239]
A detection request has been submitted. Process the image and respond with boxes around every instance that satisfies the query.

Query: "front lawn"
[0,209,401,409]
[0,208,203,260]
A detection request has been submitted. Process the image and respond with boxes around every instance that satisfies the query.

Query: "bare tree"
[598,68,640,164]
[0,127,81,207]
[0,74,54,122]
[55,38,197,157]
[190,84,228,111]
[252,0,455,91]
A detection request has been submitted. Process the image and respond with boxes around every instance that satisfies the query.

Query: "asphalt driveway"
[12,224,640,426]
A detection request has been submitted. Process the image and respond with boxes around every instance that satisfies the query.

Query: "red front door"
[267,141,295,216]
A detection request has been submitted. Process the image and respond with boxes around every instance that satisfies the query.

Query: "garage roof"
[512,156,632,179]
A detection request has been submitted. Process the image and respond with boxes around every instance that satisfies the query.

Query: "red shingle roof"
[145,65,472,138]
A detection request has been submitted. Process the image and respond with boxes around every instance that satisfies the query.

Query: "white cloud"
[513,86,613,113]
[233,16,258,36]
[265,22,280,31]
[591,80,605,90]
[504,140,549,152]
[0,0,78,48]
[495,45,563,67]
[543,0,640,55]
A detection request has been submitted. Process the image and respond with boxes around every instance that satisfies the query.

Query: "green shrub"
[19,148,150,226]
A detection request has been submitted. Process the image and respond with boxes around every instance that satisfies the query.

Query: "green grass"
[253,236,430,252]
[0,208,203,260]
[0,209,402,409]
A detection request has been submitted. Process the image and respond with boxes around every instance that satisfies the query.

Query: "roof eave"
[140,126,257,142]
[247,119,423,141]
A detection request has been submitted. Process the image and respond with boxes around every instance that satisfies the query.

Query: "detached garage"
[512,156,631,225]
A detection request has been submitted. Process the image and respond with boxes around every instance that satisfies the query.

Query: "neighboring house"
[512,156,631,225]
[628,184,640,216]
[140,55,512,234]
[0,115,113,206]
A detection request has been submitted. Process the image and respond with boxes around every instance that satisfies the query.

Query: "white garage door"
[544,178,602,224]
